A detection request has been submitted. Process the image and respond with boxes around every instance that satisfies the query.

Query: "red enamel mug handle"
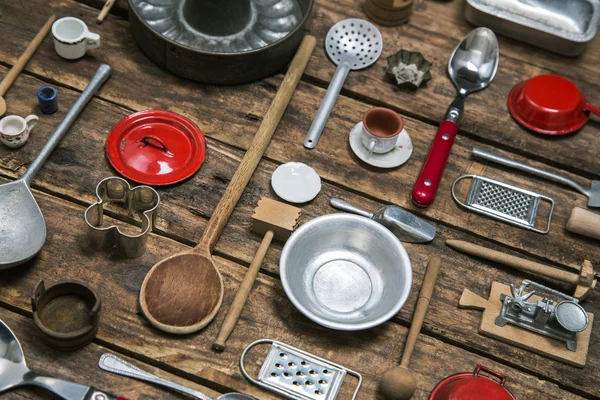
[411,120,459,207]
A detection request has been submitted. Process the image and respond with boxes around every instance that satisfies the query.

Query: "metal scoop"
[0,319,121,399]
[0,64,112,269]
[304,18,382,149]
[411,27,499,208]
[330,198,436,243]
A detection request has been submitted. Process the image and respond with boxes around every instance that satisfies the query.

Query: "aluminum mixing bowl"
[280,214,412,330]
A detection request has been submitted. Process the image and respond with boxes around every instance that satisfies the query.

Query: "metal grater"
[451,175,554,234]
[240,340,362,400]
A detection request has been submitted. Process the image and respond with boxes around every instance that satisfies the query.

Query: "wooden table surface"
[1,0,598,399]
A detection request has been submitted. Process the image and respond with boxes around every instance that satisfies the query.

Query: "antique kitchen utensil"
[364,0,414,26]
[99,353,255,399]
[128,0,313,84]
[240,339,363,400]
[446,239,596,300]
[429,365,516,400]
[280,214,412,330]
[330,198,435,243]
[0,64,112,269]
[386,49,432,89]
[271,162,321,203]
[459,282,593,367]
[567,207,600,240]
[0,15,56,116]
[465,0,600,56]
[213,198,301,352]
[84,177,160,258]
[97,0,116,24]
[139,36,316,334]
[451,175,554,234]
[106,110,206,186]
[349,120,413,168]
[0,319,125,399]
[37,86,58,114]
[303,18,383,149]
[411,28,499,207]
[379,257,442,400]
[31,280,101,351]
[473,147,600,207]
[495,280,589,352]
[52,17,100,60]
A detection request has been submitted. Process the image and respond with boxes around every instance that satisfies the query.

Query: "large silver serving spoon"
[411,28,499,208]
[0,64,111,269]
[0,319,122,399]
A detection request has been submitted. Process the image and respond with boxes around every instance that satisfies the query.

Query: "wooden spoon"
[0,15,56,116]
[379,257,442,400]
[139,35,317,334]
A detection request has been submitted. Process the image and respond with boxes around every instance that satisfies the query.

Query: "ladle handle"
[195,36,316,254]
[400,257,441,368]
[304,62,351,149]
[330,198,375,219]
[21,64,112,187]
[411,120,458,207]
[0,15,56,96]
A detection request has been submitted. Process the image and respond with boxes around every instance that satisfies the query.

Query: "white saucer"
[349,122,413,168]
[271,162,321,203]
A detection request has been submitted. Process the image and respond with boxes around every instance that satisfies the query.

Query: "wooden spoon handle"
[0,15,56,96]
[194,35,316,254]
[97,0,117,23]
[400,257,441,368]
[213,230,274,351]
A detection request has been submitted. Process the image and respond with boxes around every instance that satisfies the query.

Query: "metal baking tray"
[465,0,600,56]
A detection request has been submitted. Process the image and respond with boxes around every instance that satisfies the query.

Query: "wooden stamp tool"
[213,198,300,352]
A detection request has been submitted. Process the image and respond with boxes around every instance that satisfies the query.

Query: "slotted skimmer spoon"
[0,319,125,399]
[304,19,382,149]
[0,64,112,269]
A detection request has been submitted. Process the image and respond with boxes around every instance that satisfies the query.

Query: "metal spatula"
[0,64,112,269]
[304,18,382,149]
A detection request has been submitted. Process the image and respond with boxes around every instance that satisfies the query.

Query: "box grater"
[240,340,362,400]
[451,175,554,234]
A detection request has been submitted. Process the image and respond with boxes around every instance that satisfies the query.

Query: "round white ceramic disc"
[271,162,321,203]
[349,122,413,168]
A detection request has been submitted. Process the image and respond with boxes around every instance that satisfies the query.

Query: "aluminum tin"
[465,0,600,56]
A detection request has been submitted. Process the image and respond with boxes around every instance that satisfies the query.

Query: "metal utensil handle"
[26,372,123,400]
[21,64,112,187]
[472,148,589,196]
[99,353,212,400]
[330,198,375,218]
[304,62,351,149]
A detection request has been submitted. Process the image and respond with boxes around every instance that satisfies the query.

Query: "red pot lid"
[106,110,206,185]
[429,365,516,400]
[508,74,589,136]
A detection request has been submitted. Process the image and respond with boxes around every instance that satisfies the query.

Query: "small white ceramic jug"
[360,107,404,155]
[0,115,39,148]
[52,17,101,60]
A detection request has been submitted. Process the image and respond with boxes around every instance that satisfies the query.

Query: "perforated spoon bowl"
[304,18,382,149]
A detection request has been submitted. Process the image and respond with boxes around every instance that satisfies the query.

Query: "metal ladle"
[0,64,112,269]
[0,319,121,399]
[303,18,382,149]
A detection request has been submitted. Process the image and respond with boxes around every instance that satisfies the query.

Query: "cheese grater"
[240,340,362,400]
[451,175,554,234]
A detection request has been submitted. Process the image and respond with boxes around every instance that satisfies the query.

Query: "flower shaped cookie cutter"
[84,177,160,258]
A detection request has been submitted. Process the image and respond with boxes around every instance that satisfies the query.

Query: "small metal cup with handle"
[0,114,39,148]
[52,17,101,60]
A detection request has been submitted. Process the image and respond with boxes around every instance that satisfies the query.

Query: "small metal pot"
[280,214,412,330]
[430,365,516,400]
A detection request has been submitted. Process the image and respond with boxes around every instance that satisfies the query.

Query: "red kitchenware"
[106,110,206,186]
[429,365,516,400]
[508,74,600,135]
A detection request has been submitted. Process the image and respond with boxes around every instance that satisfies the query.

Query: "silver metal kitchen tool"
[465,0,600,56]
[473,147,600,208]
[99,353,254,400]
[84,177,160,258]
[496,280,589,351]
[240,339,362,400]
[304,19,382,149]
[329,198,435,243]
[452,175,554,234]
[0,319,120,399]
[0,64,112,270]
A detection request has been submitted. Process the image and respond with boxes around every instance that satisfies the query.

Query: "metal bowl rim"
[280,213,412,331]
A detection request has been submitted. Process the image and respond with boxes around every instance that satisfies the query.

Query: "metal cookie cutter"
[84,176,160,258]
[240,339,362,400]
[452,175,554,234]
